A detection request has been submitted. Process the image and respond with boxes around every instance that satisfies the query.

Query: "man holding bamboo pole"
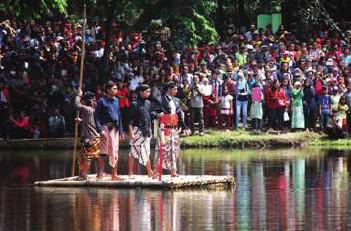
[74,89,100,180]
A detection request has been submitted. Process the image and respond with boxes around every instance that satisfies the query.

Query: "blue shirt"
[318,95,331,113]
[95,96,123,133]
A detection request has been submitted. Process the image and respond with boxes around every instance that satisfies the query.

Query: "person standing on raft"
[74,89,100,181]
[128,84,155,177]
[95,81,124,180]
[152,81,186,177]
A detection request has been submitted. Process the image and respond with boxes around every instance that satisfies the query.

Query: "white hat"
[246,44,254,50]
[326,58,334,66]
[305,67,315,73]
[56,36,64,41]
[294,81,302,86]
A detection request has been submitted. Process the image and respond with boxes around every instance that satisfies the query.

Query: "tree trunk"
[100,0,118,83]
[238,0,246,27]
[216,0,224,38]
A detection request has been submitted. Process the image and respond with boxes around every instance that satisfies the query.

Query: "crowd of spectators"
[1,18,351,140]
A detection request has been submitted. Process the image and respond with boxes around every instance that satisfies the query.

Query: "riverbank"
[181,130,322,148]
[0,130,343,150]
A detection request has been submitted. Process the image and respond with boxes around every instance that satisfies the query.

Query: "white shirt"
[129,77,139,91]
[0,90,7,103]
[167,94,176,114]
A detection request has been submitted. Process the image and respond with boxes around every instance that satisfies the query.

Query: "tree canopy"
[1,0,351,48]
[0,0,67,19]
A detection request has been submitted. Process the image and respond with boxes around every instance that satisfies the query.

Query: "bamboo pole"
[71,4,87,177]
[158,137,163,181]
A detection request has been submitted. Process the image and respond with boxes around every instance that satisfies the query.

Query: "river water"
[0,148,350,230]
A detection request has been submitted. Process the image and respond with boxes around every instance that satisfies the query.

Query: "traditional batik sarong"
[129,127,151,166]
[153,127,180,172]
[100,126,119,168]
[80,137,100,160]
[78,137,100,173]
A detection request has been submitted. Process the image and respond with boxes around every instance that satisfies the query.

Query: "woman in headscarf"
[291,81,305,130]
[235,71,250,129]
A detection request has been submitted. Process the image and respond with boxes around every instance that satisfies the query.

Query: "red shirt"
[0,88,9,99]
[314,79,324,96]
[116,87,130,108]
[266,88,288,109]
[12,116,30,129]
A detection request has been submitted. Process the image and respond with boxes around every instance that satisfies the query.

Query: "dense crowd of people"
[1,18,351,140]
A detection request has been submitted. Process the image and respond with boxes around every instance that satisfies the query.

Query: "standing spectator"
[336,96,348,131]
[343,82,351,133]
[0,79,9,139]
[235,72,249,129]
[116,81,130,132]
[266,79,288,132]
[202,77,218,128]
[318,87,332,131]
[236,46,247,67]
[250,83,263,133]
[303,79,317,131]
[220,87,234,131]
[291,81,305,130]
[179,64,193,85]
[189,75,205,135]
[341,47,351,68]
[48,108,65,138]
[9,110,30,139]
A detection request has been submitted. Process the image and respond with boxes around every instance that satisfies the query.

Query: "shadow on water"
[1,147,351,230]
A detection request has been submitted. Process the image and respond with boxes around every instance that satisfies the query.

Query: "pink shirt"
[251,87,263,102]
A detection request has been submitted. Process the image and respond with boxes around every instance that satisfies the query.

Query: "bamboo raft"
[34,175,235,189]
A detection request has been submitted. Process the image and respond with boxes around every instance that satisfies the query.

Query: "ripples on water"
[0,148,350,230]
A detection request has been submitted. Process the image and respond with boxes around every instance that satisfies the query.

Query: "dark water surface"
[0,148,350,230]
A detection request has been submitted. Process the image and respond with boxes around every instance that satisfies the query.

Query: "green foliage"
[0,0,67,19]
[152,0,219,49]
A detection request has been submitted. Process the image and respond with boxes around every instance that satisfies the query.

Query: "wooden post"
[158,137,163,181]
[71,4,87,177]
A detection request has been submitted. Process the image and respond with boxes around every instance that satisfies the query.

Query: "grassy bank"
[181,130,322,149]
[310,137,351,148]
[0,130,349,150]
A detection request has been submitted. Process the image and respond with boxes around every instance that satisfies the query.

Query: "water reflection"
[1,148,351,230]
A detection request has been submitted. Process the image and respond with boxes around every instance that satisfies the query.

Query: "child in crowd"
[319,87,332,131]
[336,96,348,131]
[220,87,234,131]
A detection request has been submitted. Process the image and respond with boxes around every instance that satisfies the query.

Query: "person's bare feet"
[111,175,123,181]
[147,170,154,178]
[96,172,104,181]
[152,171,159,179]
[171,172,179,177]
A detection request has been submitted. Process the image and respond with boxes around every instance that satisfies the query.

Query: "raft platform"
[34,175,235,189]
